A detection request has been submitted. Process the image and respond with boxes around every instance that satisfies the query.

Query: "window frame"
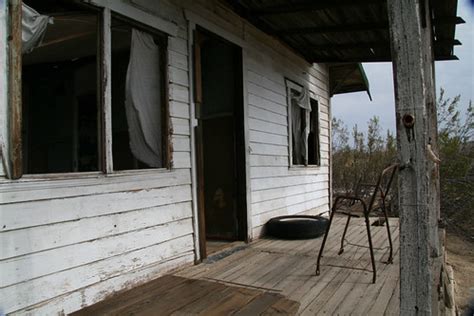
[7,0,171,180]
[286,78,321,168]
[308,96,321,166]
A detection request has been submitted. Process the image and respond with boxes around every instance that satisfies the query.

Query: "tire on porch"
[265,215,329,240]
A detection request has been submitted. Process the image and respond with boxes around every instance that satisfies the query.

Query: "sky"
[331,0,474,139]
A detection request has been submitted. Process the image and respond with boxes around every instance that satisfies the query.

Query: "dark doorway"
[194,28,247,259]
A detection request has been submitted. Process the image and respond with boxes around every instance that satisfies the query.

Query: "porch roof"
[227,0,463,63]
[226,0,463,97]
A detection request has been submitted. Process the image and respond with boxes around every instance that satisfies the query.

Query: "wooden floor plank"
[299,222,391,314]
[115,278,209,315]
[73,217,400,316]
[197,287,261,315]
[384,277,401,315]
[233,292,282,316]
[312,226,397,315]
[71,275,188,315]
[170,282,229,315]
[288,223,379,312]
[261,297,300,315]
[332,231,400,315]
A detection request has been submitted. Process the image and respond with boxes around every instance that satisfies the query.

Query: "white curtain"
[125,29,162,167]
[22,4,52,54]
[291,87,311,165]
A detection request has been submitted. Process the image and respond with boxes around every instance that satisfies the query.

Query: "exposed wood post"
[100,7,113,173]
[387,0,441,314]
[8,0,22,179]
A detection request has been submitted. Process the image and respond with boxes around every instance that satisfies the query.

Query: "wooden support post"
[8,0,22,179]
[387,0,441,314]
[100,7,113,173]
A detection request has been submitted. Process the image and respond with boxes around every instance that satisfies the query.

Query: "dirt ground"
[446,232,474,314]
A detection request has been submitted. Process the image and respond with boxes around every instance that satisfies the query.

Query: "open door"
[194,28,247,259]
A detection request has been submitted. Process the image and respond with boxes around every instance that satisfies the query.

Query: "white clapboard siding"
[252,196,329,229]
[0,0,335,313]
[252,202,328,238]
[249,130,288,146]
[169,50,188,71]
[252,190,329,216]
[168,37,187,56]
[253,195,329,225]
[17,253,193,315]
[248,105,287,126]
[2,201,192,261]
[247,82,287,107]
[0,169,191,204]
[251,181,328,203]
[171,117,190,136]
[248,94,287,116]
[248,118,288,136]
[3,218,193,289]
[169,83,189,103]
[169,66,189,87]
[169,100,189,119]
[1,235,194,314]
[250,155,288,167]
[249,143,288,157]
[247,70,286,96]
[251,174,329,192]
[2,217,193,288]
[251,166,329,179]
[173,151,192,169]
[172,135,191,152]
[1,184,192,233]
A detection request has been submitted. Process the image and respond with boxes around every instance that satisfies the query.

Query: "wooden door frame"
[189,24,249,261]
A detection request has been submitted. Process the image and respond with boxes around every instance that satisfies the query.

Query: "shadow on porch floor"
[73,217,400,315]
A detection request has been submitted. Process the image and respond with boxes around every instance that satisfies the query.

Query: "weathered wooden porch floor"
[74,217,400,315]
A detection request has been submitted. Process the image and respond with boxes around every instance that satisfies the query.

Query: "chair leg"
[316,207,336,276]
[364,213,377,283]
[382,204,393,264]
[338,215,351,255]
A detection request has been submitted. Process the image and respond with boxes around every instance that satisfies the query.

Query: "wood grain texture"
[8,0,22,179]
[71,276,299,316]
[74,217,399,316]
[0,0,334,314]
[387,0,441,314]
[0,1,9,178]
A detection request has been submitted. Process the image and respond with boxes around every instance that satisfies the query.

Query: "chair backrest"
[367,163,399,212]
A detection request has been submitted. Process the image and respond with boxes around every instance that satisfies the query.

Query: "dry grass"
[446,232,474,313]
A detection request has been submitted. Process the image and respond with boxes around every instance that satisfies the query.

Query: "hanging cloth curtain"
[22,4,52,54]
[291,87,311,165]
[125,29,162,167]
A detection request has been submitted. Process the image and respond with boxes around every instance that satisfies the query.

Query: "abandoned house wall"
[176,0,331,238]
[0,1,194,314]
[0,0,330,314]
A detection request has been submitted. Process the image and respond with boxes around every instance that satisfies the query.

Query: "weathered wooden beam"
[274,17,463,36]
[100,8,113,173]
[276,22,387,35]
[8,0,22,179]
[387,0,442,314]
[309,39,460,51]
[311,54,458,63]
[434,16,465,25]
[248,0,385,16]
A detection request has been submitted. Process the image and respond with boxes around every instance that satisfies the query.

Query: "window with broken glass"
[13,1,169,177]
[286,79,321,167]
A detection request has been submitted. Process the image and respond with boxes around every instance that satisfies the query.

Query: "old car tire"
[265,215,329,240]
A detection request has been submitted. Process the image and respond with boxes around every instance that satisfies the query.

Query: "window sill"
[288,165,322,170]
[0,168,174,184]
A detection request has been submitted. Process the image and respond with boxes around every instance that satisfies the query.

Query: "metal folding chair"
[315,163,398,283]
